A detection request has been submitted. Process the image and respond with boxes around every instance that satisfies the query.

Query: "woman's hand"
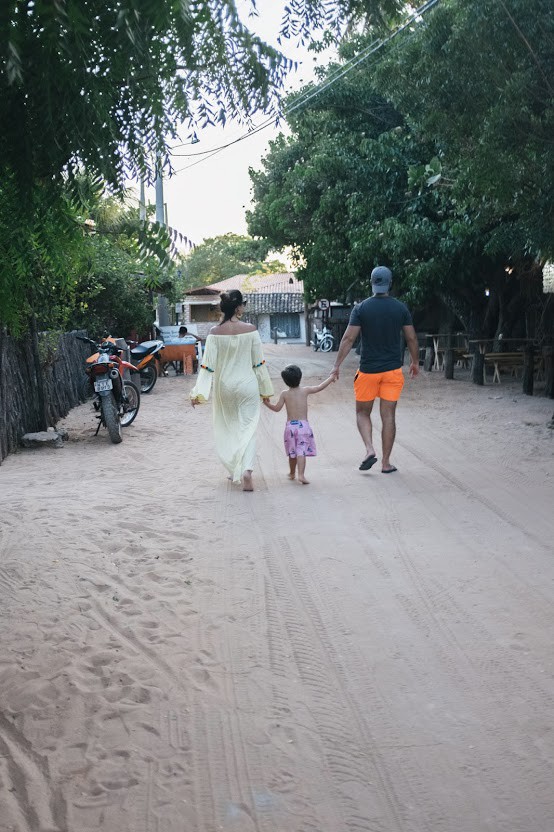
[191,397,200,408]
[262,397,271,406]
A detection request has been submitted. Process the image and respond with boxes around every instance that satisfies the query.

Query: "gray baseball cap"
[371,266,392,294]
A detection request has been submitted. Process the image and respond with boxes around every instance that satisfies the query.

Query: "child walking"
[263,364,335,484]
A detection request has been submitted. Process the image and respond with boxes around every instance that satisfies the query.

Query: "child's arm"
[263,392,286,412]
[305,375,336,395]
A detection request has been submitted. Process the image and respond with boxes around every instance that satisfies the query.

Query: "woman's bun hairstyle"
[220,289,244,321]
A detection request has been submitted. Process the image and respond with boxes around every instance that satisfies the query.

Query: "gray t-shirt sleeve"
[349,304,362,326]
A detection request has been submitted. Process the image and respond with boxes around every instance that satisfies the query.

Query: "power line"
[169,35,385,159]
[171,0,441,175]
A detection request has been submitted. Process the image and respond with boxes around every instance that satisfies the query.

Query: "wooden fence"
[0,328,89,463]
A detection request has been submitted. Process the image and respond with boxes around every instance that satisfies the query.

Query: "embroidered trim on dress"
[200,364,214,373]
[253,360,266,368]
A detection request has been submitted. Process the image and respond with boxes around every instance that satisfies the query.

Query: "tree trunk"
[472,344,484,385]
[543,346,554,399]
[522,344,535,396]
[444,317,454,379]
[304,303,311,346]
[424,335,434,372]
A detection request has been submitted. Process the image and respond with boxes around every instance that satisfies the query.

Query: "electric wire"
[171,0,441,174]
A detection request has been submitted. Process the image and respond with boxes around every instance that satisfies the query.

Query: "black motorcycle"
[128,339,164,394]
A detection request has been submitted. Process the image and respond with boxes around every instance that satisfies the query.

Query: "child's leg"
[288,456,297,479]
[297,456,309,484]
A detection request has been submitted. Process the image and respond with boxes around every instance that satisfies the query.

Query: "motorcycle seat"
[130,340,163,357]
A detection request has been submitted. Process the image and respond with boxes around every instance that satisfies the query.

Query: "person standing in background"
[331,266,420,474]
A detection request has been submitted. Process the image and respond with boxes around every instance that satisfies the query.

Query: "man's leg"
[356,400,376,461]
[380,399,397,472]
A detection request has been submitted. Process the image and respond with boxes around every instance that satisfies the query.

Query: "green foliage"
[375,0,554,255]
[180,234,287,289]
[248,0,554,336]
[0,175,86,333]
[0,1,400,191]
[1,0,388,332]
[67,236,157,339]
[65,181,179,337]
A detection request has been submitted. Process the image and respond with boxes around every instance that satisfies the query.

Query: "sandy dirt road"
[0,344,553,832]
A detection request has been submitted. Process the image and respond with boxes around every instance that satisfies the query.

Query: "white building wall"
[258,314,272,343]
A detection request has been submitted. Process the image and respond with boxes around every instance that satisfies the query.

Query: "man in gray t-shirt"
[331,266,419,473]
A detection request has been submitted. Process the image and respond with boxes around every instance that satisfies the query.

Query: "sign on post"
[318,299,330,311]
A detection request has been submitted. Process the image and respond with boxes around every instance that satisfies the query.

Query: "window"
[190,304,220,322]
[270,313,300,339]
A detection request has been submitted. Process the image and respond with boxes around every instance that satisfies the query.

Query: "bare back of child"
[263,364,335,484]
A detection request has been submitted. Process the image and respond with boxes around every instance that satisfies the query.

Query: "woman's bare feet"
[298,475,310,485]
[242,471,254,491]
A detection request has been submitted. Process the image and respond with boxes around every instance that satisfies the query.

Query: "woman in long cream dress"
[190,290,273,491]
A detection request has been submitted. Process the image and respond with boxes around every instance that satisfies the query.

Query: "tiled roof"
[186,272,304,296]
[244,292,304,315]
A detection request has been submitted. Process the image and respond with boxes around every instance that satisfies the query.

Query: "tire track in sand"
[0,713,68,832]
[261,529,406,832]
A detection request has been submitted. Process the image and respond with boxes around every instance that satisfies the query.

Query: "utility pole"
[139,178,146,222]
[155,158,170,328]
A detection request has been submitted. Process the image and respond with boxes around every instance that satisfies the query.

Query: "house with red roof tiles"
[181,273,307,343]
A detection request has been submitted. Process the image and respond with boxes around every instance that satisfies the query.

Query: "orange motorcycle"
[77,336,140,444]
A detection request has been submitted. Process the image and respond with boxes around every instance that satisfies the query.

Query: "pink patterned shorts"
[284,420,317,458]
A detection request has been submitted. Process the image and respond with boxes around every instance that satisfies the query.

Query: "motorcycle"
[128,339,164,394]
[312,325,334,352]
[77,336,140,443]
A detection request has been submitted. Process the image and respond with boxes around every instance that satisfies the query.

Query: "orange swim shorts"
[354,368,405,402]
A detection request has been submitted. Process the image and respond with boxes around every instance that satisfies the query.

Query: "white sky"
[139,1,334,247]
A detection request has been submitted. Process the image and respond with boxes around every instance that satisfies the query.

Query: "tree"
[67,236,156,339]
[0,0,402,332]
[65,189,180,338]
[248,0,554,338]
[374,0,554,258]
[180,234,287,289]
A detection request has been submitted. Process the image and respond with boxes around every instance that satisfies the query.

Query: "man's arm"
[305,375,336,395]
[331,325,360,380]
[403,324,420,378]
[263,393,285,412]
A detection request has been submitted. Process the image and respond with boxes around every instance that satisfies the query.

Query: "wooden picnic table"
[425,333,469,371]
[467,339,540,390]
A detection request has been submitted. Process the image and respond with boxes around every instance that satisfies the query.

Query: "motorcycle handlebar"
[75,335,122,355]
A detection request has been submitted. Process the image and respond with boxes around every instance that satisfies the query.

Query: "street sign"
[318,299,330,310]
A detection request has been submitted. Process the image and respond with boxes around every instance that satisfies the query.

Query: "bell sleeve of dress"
[251,331,274,399]
[190,334,217,403]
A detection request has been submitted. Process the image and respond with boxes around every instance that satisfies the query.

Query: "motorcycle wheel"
[101,394,122,444]
[120,381,140,427]
[320,337,334,353]
[139,363,157,394]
